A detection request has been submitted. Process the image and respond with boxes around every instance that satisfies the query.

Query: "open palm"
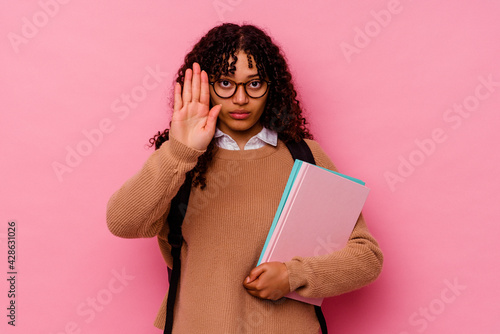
[169,62,221,151]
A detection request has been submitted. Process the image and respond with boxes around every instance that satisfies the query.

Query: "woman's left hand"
[243,262,290,301]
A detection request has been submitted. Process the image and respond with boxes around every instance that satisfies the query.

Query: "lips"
[229,110,251,120]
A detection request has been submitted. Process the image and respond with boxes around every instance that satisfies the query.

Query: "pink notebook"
[258,161,369,306]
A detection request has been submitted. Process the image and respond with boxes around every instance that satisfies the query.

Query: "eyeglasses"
[210,78,270,99]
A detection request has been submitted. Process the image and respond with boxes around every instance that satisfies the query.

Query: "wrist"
[164,135,206,164]
[284,260,307,293]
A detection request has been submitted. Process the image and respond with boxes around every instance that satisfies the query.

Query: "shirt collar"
[254,126,278,147]
[214,127,278,150]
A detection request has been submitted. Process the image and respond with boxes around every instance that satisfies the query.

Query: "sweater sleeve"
[106,136,205,239]
[284,139,383,298]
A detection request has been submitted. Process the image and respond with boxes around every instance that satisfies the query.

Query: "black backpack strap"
[314,304,328,334]
[285,139,316,165]
[286,139,328,334]
[164,173,192,334]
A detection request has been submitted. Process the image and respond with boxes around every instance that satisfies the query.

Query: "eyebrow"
[221,73,260,80]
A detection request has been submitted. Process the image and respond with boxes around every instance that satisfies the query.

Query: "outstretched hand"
[243,262,290,301]
[169,62,221,151]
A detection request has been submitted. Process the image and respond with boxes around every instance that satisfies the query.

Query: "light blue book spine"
[257,160,303,265]
[256,160,365,265]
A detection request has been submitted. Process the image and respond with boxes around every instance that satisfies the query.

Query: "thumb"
[245,264,266,284]
[205,104,221,130]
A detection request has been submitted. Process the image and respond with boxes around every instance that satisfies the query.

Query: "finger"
[243,279,260,291]
[200,70,210,106]
[245,265,266,284]
[183,68,192,104]
[173,83,182,112]
[204,104,221,131]
[268,289,285,301]
[245,288,261,298]
[244,284,280,300]
[191,63,201,102]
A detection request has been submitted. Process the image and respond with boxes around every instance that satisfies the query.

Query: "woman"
[107,23,383,333]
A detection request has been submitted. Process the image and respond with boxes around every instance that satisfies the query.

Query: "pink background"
[2,0,499,333]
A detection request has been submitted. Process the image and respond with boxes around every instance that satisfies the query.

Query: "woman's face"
[209,50,268,142]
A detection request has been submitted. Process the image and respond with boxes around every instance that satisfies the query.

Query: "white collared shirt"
[214,127,278,150]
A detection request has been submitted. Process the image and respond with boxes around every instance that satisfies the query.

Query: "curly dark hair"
[149,23,313,188]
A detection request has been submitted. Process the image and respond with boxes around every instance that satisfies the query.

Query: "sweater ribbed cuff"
[285,259,308,293]
[163,136,206,164]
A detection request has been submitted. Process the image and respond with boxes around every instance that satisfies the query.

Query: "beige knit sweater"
[106,136,383,333]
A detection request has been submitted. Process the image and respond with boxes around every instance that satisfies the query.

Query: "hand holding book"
[257,160,370,305]
[242,262,290,301]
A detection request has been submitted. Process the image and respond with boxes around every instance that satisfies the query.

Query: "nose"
[232,84,248,105]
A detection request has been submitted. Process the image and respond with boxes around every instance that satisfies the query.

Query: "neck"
[220,124,263,150]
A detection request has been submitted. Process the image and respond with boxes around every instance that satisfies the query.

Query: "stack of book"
[258,160,370,305]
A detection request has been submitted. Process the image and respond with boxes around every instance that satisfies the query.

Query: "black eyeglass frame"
[209,78,271,99]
